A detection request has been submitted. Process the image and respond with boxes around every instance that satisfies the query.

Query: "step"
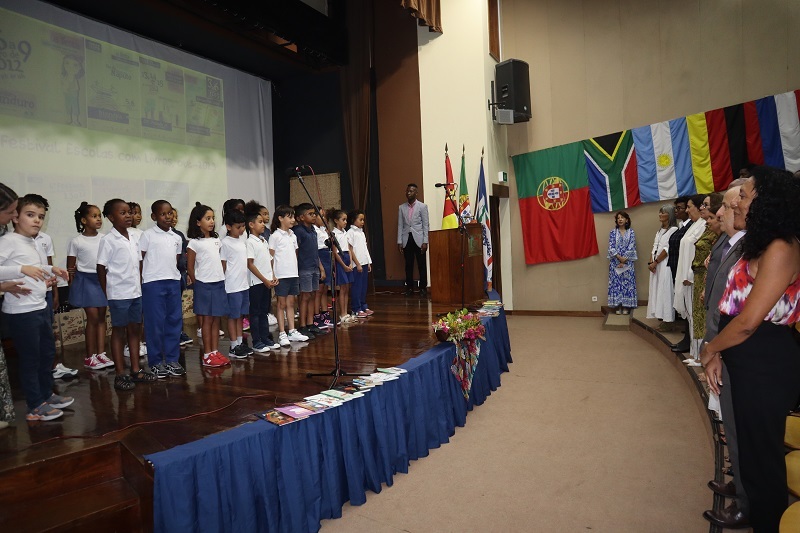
[603,312,631,330]
[0,441,122,506]
[0,478,140,533]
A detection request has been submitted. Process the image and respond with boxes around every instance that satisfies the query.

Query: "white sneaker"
[219,329,225,337]
[52,363,79,379]
[123,344,130,358]
[96,352,115,369]
[197,327,202,338]
[266,340,281,350]
[140,342,147,356]
[287,329,309,342]
[268,313,278,326]
[279,332,291,347]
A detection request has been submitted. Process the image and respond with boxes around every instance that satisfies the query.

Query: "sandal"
[114,374,136,391]
[131,368,158,383]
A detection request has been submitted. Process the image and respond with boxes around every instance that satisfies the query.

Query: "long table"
[146,310,512,532]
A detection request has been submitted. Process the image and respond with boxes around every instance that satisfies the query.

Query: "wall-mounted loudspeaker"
[494,59,531,124]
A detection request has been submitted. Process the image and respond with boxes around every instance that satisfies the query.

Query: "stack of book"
[256,367,408,426]
[477,300,504,317]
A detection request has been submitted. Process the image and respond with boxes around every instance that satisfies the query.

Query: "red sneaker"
[202,353,225,368]
[212,351,231,366]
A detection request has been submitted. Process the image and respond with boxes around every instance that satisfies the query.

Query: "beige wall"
[416,0,514,307]
[502,0,800,311]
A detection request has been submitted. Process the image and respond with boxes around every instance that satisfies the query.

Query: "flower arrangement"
[432,309,486,343]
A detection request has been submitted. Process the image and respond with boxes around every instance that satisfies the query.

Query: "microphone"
[286,165,312,178]
[434,182,453,188]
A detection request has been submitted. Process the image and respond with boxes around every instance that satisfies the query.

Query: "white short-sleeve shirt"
[268,228,298,279]
[67,233,105,273]
[96,228,142,300]
[0,232,53,313]
[139,226,181,284]
[246,234,273,286]
[187,237,224,283]
[347,226,372,265]
[220,236,249,293]
[315,225,329,250]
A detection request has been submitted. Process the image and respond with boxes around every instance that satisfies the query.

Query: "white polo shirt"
[268,228,298,279]
[0,232,53,314]
[347,226,372,265]
[67,233,105,273]
[220,236,248,293]
[187,237,224,283]
[97,228,142,300]
[247,234,273,286]
[139,226,181,284]
[315,225,329,250]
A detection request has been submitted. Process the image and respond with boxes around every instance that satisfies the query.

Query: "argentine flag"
[632,118,697,203]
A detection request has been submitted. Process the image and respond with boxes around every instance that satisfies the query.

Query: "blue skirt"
[336,251,353,285]
[193,280,227,317]
[319,249,333,287]
[69,271,108,308]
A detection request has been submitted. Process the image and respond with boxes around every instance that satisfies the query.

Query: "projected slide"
[0,5,231,274]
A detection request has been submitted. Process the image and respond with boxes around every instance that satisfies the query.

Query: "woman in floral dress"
[607,211,638,314]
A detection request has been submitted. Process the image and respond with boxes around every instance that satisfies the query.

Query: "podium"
[429,223,485,305]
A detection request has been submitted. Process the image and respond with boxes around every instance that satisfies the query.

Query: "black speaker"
[495,59,531,123]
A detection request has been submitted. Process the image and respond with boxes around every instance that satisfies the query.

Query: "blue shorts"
[108,297,143,327]
[226,289,250,319]
[319,249,333,287]
[193,280,227,317]
[299,269,319,293]
[69,271,108,308]
[274,277,299,297]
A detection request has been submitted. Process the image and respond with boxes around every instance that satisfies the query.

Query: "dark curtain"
[340,0,372,210]
[400,0,442,33]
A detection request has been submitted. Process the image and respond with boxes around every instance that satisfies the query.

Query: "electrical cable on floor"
[2,391,279,455]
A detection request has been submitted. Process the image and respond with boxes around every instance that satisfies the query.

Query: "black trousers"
[403,234,427,289]
[720,314,800,532]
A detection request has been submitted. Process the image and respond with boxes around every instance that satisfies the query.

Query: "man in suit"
[397,183,429,297]
[702,181,749,530]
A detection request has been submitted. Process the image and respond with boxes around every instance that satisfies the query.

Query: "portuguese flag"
[512,142,599,265]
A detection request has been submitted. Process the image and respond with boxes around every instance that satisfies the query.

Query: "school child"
[170,207,193,346]
[245,202,279,352]
[268,205,309,347]
[259,205,279,328]
[313,208,333,329]
[0,194,71,420]
[26,194,76,378]
[97,199,158,390]
[293,203,325,339]
[187,202,231,367]
[220,198,246,239]
[330,209,357,324]
[68,201,112,371]
[220,209,253,358]
[347,210,373,318]
[140,200,185,378]
[126,200,146,358]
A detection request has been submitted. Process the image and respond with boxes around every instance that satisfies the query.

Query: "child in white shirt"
[245,202,279,352]
[220,209,252,358]
[347,210,373,318]
[140,200,184,378]
[268,205,308,346]
[0,195,69,420]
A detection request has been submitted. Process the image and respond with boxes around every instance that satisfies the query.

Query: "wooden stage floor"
[0,293,446,459]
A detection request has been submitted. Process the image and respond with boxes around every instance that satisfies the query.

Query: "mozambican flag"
[512,142,599,265]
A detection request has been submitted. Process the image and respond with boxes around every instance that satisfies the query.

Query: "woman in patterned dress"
[607,211,638,315]
[690,194,723,345]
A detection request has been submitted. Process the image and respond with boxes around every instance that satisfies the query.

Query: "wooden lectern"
[429,223,485,305]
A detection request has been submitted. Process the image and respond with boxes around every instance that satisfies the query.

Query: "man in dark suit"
[397,183,430,297]
[702,182,749,530]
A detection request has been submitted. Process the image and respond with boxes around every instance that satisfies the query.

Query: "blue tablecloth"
[146,309,512,533]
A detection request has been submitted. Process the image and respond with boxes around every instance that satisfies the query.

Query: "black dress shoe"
[419,288,428,297]
[708,479,736,497]
[703,502,749,529]
[671,342,690,352]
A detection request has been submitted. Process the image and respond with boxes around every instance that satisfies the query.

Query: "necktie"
[722,241,732,258]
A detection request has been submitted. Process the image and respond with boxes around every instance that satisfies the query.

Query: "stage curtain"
[146,300,511,533]
[340,0,372,209]
[400,0,442,33]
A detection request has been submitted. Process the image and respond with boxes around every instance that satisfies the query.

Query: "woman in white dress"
[647,205,678,322]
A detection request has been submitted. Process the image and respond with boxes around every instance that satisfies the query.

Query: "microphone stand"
[294,167,370,388]
[443,185,469,310]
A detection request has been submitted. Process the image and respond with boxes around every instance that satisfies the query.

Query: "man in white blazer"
[397,183,429,296]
